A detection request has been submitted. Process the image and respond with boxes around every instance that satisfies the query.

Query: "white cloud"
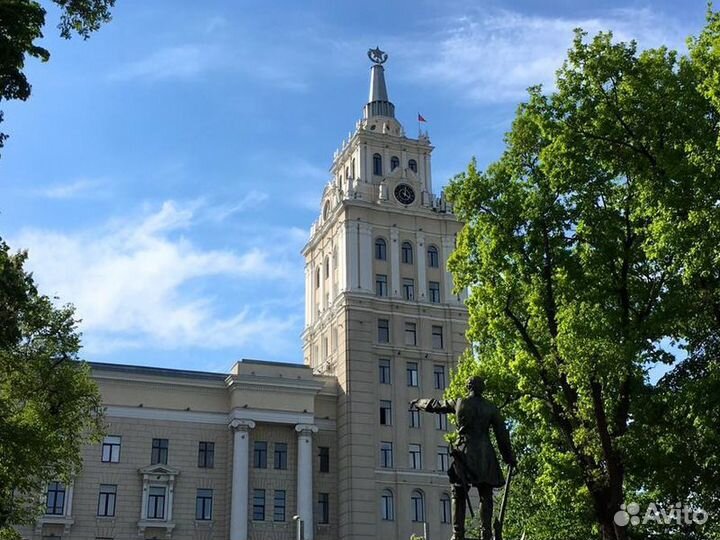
[34,178,106,199]
[407,8,687,103]
[108,44,212,82]
[12,200,304,355]
[210,190,268,222]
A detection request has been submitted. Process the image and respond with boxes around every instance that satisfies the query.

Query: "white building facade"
[20,49,467,540]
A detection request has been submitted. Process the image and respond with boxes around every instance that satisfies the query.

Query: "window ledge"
[137,520,175,538]
[194,520,214,529]
[36,516,74,533]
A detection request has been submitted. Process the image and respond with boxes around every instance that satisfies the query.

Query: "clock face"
[394,183,415,205]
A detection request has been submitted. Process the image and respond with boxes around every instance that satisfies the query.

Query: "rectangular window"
[437,446,450,472]
[432,325,444,349]
[97,484,116,517]
[379,400,392,425]
[441,495,451,524]
[151,438,168,465]
[274,443,288,470]
[412,492,425,522]
[101,435,121,463]
[406,362,419,387]
[375,274,388,297]
[378,358,391,384]
[404,322,417,346]
[409,444,422,470]
[408,406,421,428]
[254,441,268,469]
[195,489,213,521]
[380,441,393,468]
[436,413,448,431]
[319,446,330,473]
[273,490,286,522]
[402,278,415,301]
[429,281,441,303]
[433,365,446,390]
[318,493,330,524]
[378,319,389,343]
[198,441,214,468]
[45,482,65,515]
[147,486,166,519]
[252,489,265,521]
[381,491,394,521]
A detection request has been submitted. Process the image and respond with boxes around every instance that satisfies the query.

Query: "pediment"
[139,464,180,477]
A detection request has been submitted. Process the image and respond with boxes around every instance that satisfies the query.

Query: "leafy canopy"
[0,239,103,535]
[446,9,720,540]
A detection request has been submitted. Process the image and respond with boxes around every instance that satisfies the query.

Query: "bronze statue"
[411,376,516,540]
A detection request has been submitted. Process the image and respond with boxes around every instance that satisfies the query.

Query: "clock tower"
[302,48,468,540]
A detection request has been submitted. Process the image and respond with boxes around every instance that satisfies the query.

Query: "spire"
[364,47,395,119]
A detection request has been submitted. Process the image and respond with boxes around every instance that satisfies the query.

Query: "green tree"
[0,0,114,154]
[446,11,720,540]
[0,239,103,538]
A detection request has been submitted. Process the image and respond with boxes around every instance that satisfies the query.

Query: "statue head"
[467,376,485,395]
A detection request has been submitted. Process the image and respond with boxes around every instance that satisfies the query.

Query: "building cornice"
[104,405,336,431]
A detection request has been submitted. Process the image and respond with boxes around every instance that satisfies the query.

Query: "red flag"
[417,113,427,122]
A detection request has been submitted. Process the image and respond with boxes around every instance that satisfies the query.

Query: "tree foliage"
[0,239,103,536]
[446,10,720,540]
[0,0,114,154]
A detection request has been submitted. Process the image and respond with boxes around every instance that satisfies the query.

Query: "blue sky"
[0,0,709,372]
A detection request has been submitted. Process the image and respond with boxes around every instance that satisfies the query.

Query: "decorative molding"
[295,423,319,435]
[230,408,314,427]
[137,520,175,538]
[35,516,75,534]
[104,405,336,431]
[105,406,227,425]
[228,418,255,432]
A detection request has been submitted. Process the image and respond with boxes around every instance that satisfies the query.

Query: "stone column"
[358,223,373,292]
[416,232,426,301]
[347,223,359,290]
[337,222,347,294]
[229,419,256,540]
[305,263,312,327]
[295,424,319,540]
[442,237,456,304]
[390,227,400,298]
[319,255,326,312]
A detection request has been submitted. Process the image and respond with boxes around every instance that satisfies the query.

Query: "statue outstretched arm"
[410,398,456,414]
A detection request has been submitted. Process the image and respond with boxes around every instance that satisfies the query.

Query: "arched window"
[351,158,356,178]
[324,256,330,279]
[315,268,321,288]
[390,156,400,170]
[401,242,413,264]
[440,493,451,524]
[408,159,418,173]
[381,489,394,521]
[373,153,383,176]
[375,238,387,260]
[345,165,350,180]
[323,200,330,220]
[411,490,425,522]
[427,245,439,268]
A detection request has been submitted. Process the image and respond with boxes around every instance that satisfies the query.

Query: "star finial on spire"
[368,47,388,65]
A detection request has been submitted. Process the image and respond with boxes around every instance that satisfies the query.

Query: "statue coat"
[414,395,514,488]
